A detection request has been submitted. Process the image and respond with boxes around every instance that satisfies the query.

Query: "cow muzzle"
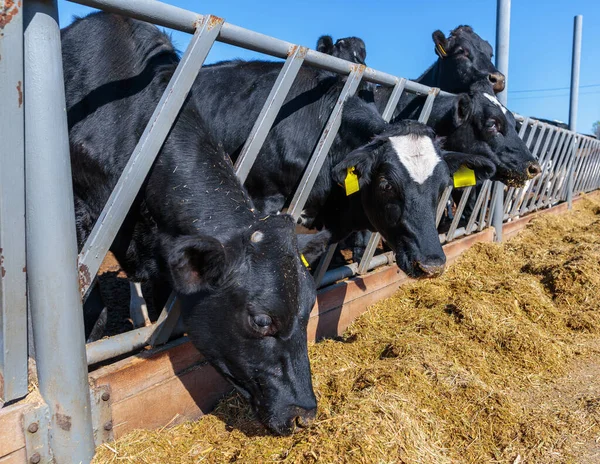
[267,404,317,435]
[415,261,446,278]
[526,162,542,179]
[489,72,506,93]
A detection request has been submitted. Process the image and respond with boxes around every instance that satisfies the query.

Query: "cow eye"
[379,178,393,191]
[252,314,272,328]
[456,47,469,57]
[486,118,499,133]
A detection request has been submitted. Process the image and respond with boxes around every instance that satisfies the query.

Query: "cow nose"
[292,406,317,429]
[488,72,505,93]
[526,162,542,179]
[415,261,446,278]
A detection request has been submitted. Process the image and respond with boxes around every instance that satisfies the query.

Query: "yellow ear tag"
[300,254,310,268]
[344,167,360,196]
[437,43,447,57]
[453,165,476,188]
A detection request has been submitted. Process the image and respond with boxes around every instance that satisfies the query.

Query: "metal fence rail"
[1,0,600,461]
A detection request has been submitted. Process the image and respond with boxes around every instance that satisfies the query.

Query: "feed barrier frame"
[1,0,600,462]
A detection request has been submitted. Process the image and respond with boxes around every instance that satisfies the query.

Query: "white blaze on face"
[483,93,508,115]
[389,135,440,184]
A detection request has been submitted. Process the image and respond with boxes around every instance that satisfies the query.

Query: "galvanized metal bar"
[87,324,156,366]
[555,136,579,202]
[551,134,578,203]
[466,181,492,233]
[578,139,597,192]
[234,46,307,183]
[129,282,151,328]
[491,0,511,241]
[0,0,28,403]
[584,144,600,192]
[576,140,594,193]
[318,252,395,290]
[357,78,407,275]
[78,16,223,297]
[507,123,544,218]
[417,88,440,123]
[24,1,95,461]
[567,16,583,207]
[445,187,472,242]
[537,131,569,208]
[526,127,562,212]
[534,130,567,209]
[313,244,339,287]
[287,66,365,220]
[543,132,576,207]
[517,124,548,215]
[381,78,408,121]
[149,293,181,347]
[572,137,592,193]
[582,142,600,192]
[68,0,453,95]
[479,182,493,231]
[435,186,454,229]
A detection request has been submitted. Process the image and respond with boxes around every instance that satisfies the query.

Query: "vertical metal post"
[24,1,95,462]
[0,0,28,402]
[567,15,582,208]
[491,0,511,241]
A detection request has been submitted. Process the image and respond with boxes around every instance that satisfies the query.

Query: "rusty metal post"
[491,0,511,241]
[567,15,582,209]
[0,0,29,403]
[24,1,95,462]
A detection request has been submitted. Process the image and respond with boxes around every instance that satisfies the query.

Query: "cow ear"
[317,35,334,54]
[296,230,333,266]
[453,94,472,128]
[432,30,449,58]
[165,235,230,295]
[442,151,496,182]
[332,143,380,189]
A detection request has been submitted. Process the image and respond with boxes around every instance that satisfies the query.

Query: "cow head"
[332,121,496,278]
[162,214,317,435]
[432,25,505,93]
[317,35,367,65]
[439,89,541,187]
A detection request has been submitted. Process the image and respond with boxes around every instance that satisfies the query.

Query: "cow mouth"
[494,168,529,188]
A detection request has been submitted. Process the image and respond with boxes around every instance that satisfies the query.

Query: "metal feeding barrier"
[0,0,599,461]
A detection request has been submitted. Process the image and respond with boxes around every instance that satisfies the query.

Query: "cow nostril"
[489,72,506,92]
[527,162,542,179]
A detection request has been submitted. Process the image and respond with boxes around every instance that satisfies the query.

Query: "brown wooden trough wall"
[0,198,583,457]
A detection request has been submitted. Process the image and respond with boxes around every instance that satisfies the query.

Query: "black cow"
[416,25,505,94]
[316,35,367,65]
[187,61,496,277]
[62,12,319,435]
[374,84,541,186]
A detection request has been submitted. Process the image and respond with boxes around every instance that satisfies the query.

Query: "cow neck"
[415,61,441,89]
[154,113,258,246]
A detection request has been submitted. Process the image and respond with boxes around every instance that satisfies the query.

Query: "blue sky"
[58,0,599,135]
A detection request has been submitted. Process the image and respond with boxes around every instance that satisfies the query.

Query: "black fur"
[419,25,505,94]
[62,12,318,436]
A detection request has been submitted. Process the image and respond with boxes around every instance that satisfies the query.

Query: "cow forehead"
[483,93,507,115]
[389,135,441,185]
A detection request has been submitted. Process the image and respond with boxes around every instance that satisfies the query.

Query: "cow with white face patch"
[323,120,496,276]
[371,83,541,187]
[185,61,496,278]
